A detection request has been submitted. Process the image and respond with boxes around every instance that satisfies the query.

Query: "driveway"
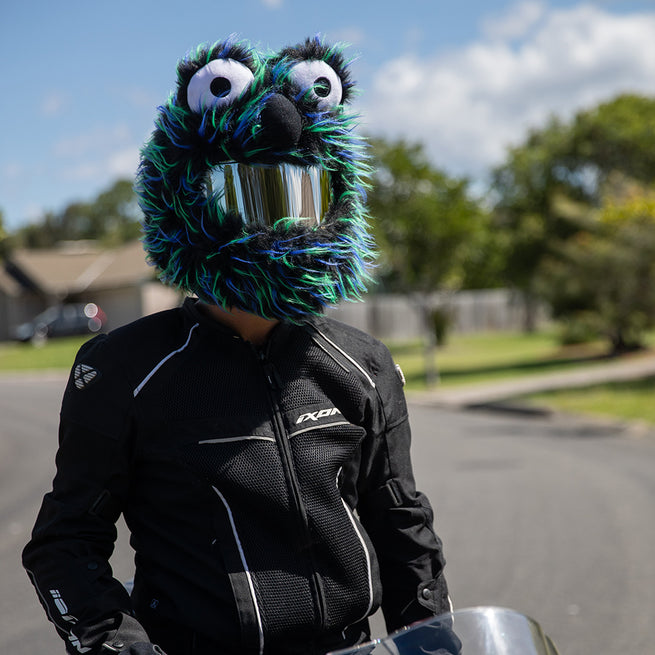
[1,374,653,655]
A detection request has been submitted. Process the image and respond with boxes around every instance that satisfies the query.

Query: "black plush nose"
[259,94,303,151]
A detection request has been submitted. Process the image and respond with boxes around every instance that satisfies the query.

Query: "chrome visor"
[210,163,331,227]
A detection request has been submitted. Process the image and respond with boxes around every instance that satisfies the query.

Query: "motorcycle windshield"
[329,606,560,655]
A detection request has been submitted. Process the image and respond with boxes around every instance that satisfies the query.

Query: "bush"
[558,312,600,345]
[430,307,454,346]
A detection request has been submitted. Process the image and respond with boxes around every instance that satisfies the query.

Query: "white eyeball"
[288,60,343,111]
[186,58,254,113]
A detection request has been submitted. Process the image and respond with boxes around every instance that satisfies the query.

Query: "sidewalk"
[408,351,655,409]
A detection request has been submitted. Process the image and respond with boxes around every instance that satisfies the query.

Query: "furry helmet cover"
[135,36,376,321]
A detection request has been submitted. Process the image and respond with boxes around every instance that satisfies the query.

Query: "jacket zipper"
[257,347,328,631]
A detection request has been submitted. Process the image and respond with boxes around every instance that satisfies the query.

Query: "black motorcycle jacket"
[23,298,450,655]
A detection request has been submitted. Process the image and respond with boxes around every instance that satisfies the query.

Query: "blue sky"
[2,0,655,230]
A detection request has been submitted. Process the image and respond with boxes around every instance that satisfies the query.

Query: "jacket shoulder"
[307,315,408,431]
[65,305,189,397]
[307,315,398,381]
[308,314,382,349]
[108,304,187,345]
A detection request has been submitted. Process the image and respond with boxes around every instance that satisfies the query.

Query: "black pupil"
[314,77,331,98]
[210,77,231,98]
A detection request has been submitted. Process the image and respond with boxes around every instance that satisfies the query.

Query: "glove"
[94,613,166,654]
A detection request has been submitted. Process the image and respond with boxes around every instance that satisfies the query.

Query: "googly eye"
[288,60,343,110]
[186,58,254,113]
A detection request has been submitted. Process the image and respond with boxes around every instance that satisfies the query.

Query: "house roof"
[6,240,156,297]
[0,266,22,297]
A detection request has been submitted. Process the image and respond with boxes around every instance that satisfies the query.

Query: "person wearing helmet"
[23,36,452,655]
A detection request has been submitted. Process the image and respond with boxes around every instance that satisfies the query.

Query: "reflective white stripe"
[212,486,264,655]
[313,328,375,388]
[341,498,374,621]
[133,323,199,397]
[336,468,374,622]
[288,420,351,438]
[199,436,275,444]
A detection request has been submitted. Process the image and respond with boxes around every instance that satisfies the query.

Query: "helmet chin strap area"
[211,163,331,227]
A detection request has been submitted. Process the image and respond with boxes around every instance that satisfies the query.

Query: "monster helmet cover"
[135,36,376,321]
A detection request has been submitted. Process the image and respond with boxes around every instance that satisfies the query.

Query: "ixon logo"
[296,408,342,424]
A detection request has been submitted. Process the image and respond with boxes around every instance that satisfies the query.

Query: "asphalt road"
[1,374,654,655]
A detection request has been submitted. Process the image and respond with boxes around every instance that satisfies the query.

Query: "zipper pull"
[259,352,281,390]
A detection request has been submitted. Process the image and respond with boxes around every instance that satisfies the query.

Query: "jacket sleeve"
[22,336,154,654]
[354,342,451,633]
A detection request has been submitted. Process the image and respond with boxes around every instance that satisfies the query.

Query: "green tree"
[567,94,655,193]
[492,117,589,330]
[369,139,489,292]
[367,138,489,383]
[493,93,655,332]
[537,191,655,354]
[14,179,141,248]
[89,179,142,245]
[16,211,65,249]
[0,208,8,257]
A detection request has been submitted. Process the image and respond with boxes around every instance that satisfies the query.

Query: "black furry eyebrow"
[275,38,345,69]
[206,42,255,68]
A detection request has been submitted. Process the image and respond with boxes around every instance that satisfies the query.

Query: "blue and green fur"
[135,36,375,320]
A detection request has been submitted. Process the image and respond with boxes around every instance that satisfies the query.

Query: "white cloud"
[50,124,141,186]
[41,92,67,117]
[123,86,161,110]
[331,26,367,48]
[1,162,24,180]
[363,2,655,180]
[482,0,546,40]
[53,124,132,159]
[261,0,283,7]
[2,126,141,227]
[108,146,141,178]
[58,149,141,185]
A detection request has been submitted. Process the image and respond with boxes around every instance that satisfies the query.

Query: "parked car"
[13,303,107,343]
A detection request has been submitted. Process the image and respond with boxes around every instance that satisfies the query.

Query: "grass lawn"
[387,329,613,390]
[387,329,655,428]
[525,377,655,426]
[0,335,91,371]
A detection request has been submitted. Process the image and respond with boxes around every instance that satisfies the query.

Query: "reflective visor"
[210,163,331,227]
